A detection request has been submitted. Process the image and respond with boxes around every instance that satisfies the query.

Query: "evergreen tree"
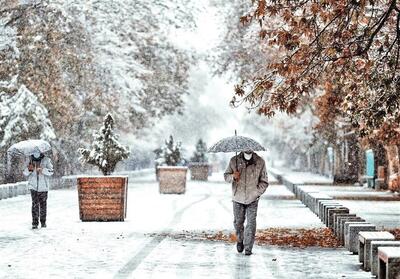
[157,135,183,166]
[191,139,208,163]
[79,113,130,175]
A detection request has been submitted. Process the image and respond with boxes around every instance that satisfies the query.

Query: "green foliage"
[79,113,130,175]
[156,135,183,166]
[191,139,208,163]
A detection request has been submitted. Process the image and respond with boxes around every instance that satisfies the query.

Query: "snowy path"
[0,173,370,278]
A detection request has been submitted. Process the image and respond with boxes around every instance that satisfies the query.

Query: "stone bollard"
[358,231,395,271]
[339,219,366,243]
[334,214,357,236]
[17,182,28,195]
[370,241,400,276]
[308,193,332,215]
[0,185,4,200]
[327,208,349,229]
[8,184,16,198]
[332,213,353,232]
[13,184,18,197]
[345,223,376,253]
[318,201,340,219]
[323,204,343,225]
[377,247,400,279]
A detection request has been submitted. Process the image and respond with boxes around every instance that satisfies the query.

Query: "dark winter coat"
[224,152,269,204]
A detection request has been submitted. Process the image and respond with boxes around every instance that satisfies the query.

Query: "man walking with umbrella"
[23,147,53,229]
[224,149,268,255]
[208,131,268,256]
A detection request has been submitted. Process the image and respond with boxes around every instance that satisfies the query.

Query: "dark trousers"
[30,190,48,226]
[233,199,259,252]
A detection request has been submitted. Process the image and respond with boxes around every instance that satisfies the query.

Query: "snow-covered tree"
[156,135,184,167]
[79,114,130,176]
[0,84,56,148]
[0,0,202,175]
[191,139,208,163]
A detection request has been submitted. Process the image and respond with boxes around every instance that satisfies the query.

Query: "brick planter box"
[189,163,209,181]
[158,166,187,194]
[77,176,128,221]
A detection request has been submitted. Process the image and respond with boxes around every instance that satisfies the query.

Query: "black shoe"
[32,225,38,230]
[236,242,244,253]
[41,223,46,228]
[245,250,252,256]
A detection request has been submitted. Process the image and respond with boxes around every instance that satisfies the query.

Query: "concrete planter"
[77,176,128,221]
[158,166,187,194]
[189,163,209,181]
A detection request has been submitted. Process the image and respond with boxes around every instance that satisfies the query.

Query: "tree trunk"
[333,135,359,184]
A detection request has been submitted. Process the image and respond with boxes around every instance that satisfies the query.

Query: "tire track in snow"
[218,198,231,214]
[115,193,211,278]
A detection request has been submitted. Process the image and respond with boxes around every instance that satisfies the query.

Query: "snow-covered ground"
[0,173,371,278]
[280,170,334,185]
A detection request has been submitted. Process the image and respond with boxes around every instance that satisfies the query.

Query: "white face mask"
[244,152,253,160]
[33,151,41,159]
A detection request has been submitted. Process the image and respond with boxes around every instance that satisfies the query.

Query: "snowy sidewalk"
[273,167,400,229]
[0,173,371,278]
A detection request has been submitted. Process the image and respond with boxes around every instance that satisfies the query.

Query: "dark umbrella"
[207,130,266,171]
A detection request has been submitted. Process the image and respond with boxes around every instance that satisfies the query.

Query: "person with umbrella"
[8,140,54,229]
[209,132,269,255]
[23,146,53,229]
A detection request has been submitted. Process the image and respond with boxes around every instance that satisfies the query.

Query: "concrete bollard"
[8,184,16,198]
[332,213,353,232]
[377,247,400,279]
[323,204,343,225]
[327,208,349,229]
[318,201,340,219]
[308,193,332,215]
[370,241,400,276]
[17,182,28,195]
[0,185,5,200]
[358,231,395,271]
[334,214,357,236]
[345,224,376,253]
[339,221,369,245]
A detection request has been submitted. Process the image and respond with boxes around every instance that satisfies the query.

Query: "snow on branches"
[191,139,208,163]
[156,135,184,167]
[79,114,130,176]
[0,84,56,148]
[227,0,400,141]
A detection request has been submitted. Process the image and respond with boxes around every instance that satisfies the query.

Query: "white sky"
[127,0,267,159]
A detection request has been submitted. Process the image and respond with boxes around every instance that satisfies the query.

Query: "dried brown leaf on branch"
[220,0,400,143]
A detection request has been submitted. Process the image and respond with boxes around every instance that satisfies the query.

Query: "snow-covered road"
[0,173,370,278]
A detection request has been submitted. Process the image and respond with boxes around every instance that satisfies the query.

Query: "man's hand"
[28,164,34,172]
[233,171,240,181]
[36,168,42,174]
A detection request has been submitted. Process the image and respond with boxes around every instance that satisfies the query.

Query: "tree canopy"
[226,0,400,143]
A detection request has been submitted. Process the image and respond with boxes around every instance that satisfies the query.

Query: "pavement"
[292,184,400,229]
[0,171,383,279]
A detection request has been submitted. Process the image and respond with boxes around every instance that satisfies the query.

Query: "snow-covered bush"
[0,84,56,148]
[79,113,130,175]
[191,139,208,163]
[156,135,184,167]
